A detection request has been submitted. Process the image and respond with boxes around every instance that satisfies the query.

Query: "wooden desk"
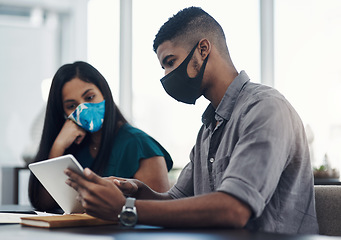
[0,223,340,240]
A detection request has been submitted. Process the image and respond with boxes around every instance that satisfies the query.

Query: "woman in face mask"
[28,61,173,212]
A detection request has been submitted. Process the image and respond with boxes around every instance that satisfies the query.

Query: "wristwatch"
[119,197,138,227]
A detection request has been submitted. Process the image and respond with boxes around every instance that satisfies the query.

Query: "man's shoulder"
[238,82,290,110]
[244,81,284,99]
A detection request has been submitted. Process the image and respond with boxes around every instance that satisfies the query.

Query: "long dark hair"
[29,61,127,208]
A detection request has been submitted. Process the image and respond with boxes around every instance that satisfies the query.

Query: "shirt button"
[209,157,215,163]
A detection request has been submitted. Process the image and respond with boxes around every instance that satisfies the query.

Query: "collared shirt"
[168,71,319,234]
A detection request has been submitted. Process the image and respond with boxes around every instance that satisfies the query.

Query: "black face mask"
[160,42,209,104]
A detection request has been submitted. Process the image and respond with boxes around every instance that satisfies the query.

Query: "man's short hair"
[153,6,228,57]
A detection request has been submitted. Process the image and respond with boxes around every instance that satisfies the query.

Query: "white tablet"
[28,154,85,214]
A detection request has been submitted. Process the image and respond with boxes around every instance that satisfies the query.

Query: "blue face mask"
[68,100,105,133]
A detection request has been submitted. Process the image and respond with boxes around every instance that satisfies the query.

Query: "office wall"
[0,13,59,205]
[0,0,88,205]
[0,17,59,166]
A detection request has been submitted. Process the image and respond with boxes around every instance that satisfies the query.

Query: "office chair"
[314,185,341,236]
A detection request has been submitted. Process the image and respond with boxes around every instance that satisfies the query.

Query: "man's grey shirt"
[168,71,319,234]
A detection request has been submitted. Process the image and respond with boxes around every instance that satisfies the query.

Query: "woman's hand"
[49,119,86,158]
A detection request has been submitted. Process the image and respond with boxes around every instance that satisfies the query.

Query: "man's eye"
[167,60,175,67]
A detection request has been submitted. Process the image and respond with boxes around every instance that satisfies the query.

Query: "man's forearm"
[135,192,251,228]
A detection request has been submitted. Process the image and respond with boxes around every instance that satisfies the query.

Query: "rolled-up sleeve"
[217,96,293,218]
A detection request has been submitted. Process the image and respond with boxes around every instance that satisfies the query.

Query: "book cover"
[21,213,117,228]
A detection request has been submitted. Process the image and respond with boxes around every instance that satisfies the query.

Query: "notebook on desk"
[0,207,37,224]
[28,154,85,214]
[21,213,117,228]
[0,205,55,224]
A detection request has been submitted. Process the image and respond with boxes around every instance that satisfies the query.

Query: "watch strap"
[125,197,136,209]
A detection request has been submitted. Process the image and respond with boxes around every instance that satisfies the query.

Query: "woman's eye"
[66,104,76,110]
[86,95,95,101]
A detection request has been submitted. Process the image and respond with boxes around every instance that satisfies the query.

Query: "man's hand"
[65,168,126,221]
[105,177,139,197]
[107,177,171,200]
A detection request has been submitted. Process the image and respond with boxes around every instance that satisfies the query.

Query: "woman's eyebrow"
[81,89,93,97]
[63,99,75,104]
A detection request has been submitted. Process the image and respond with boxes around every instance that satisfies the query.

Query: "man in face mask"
[65,7,318,234]
[160,41,209,104]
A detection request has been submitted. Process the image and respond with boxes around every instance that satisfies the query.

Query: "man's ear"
[198,39,211,59]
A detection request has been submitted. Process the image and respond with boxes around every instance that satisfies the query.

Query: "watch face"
[120,209,137,226]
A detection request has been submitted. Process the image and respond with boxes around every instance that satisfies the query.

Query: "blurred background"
[0,0,340,205]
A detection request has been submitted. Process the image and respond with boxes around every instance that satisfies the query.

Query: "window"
[88,0,260,169]
[275,0,341,171]
[131,0,260,168]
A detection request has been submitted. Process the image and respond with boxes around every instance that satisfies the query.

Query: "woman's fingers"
[74,133,86,145]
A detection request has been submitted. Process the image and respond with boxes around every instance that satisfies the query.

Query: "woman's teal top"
[75,123,173,177]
